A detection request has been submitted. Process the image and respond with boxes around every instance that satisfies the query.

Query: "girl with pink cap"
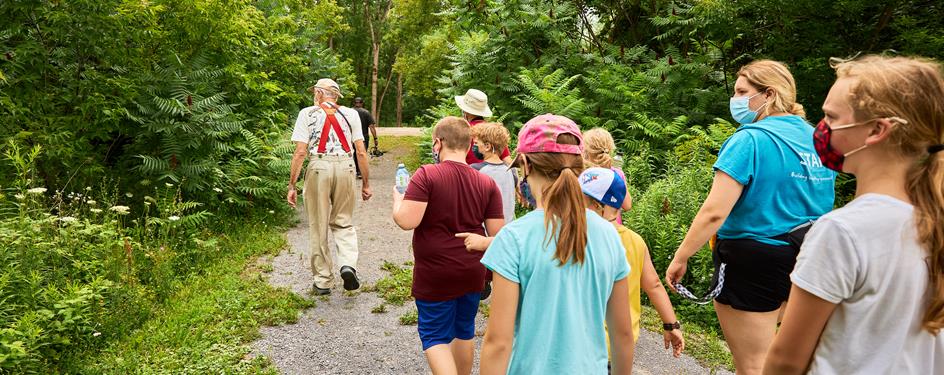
[479,114,635,375]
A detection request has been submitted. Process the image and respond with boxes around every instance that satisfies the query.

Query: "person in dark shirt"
[392,116,505,375]
[353,97,377,178]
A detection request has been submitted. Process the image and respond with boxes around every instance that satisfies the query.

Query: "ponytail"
[832,55,944,333]
[789,102,806,118]
[583,127,617,169]
[585,150,614,169]
[543,166,588,265]
[523,133,588,266]
[912,151,944,333]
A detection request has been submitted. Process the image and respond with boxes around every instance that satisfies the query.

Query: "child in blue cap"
[579,167,685,358]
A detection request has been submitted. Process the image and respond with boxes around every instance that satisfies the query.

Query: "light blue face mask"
[729,91,768,125]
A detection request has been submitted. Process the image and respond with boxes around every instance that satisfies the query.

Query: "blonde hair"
[470,122,509,153]
[583,128,617,169]
[433,116,472,151]
[737,60,806,118]
[833,55,944,334]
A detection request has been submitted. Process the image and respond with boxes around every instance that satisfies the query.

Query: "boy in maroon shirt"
[393,116,505,375]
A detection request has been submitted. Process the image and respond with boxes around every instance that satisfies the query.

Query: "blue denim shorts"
[415,292,481,350]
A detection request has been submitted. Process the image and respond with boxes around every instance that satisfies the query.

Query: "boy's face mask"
[431,138,441,164]
[471,144,485,160]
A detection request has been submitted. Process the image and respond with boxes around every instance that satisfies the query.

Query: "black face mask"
[431,139,441,164]
[471,144,485,160]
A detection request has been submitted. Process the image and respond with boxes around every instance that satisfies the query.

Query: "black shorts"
[712,238,799,312]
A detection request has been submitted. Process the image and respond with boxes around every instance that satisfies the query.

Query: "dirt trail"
[250,139,730,374]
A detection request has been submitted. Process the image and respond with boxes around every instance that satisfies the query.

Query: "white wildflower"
[268,210,275,214]
[60,216,77,223]
[27,187,47,194]
[87,200,97,205]
[125,192,133,198]
[213,188,222,193]
[109,205,130,215]
[168,215,180,221]
[86,186,92,191]
[93,332,101,337]
[14,194,25,200]
[90,208,103,213]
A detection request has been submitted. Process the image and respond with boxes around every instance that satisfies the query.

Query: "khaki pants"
[303,154,358,289]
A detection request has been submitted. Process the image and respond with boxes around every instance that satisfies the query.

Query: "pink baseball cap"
[511,114,584,166]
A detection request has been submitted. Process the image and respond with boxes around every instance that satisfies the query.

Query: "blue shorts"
[415,292,481,350]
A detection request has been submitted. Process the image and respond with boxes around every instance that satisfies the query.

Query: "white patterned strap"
[673,263,726,305]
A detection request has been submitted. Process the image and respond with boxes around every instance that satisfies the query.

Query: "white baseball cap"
[308,78,343,98]
[579,167,626,209]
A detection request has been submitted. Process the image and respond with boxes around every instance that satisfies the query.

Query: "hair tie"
[929,144,944,155]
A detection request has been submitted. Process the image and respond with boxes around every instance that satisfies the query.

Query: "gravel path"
[250,140,730,374]
[376,126,424,137]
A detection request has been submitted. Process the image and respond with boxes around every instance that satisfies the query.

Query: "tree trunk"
[371,40,380,121]
[396,73,403,127]
[366,3,380,120]
[377,59,396,125]
[365,1,392,122]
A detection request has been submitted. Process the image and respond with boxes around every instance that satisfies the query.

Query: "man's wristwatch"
[663,321,681,331]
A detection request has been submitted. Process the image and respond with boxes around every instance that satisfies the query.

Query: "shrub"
[626,155,720,329]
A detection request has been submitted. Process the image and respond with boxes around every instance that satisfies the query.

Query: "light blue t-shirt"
[480,209,630,375]
[714,115,836,245]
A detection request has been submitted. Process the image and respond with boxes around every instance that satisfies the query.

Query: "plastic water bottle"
[395,164,410,194]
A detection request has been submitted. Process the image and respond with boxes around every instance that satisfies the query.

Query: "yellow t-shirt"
[616,225,646,340]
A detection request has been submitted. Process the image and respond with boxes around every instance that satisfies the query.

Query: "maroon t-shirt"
[466,118,511,164]
[404,160,504,301]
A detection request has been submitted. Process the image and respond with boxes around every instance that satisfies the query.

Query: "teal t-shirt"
[714,115,836,245]
[480,209,630,375]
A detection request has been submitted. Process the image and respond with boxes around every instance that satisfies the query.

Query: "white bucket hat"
[455,89,492,117]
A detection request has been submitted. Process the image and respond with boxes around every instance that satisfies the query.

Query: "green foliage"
[0,0,351,209]
[0,142,296,373]
[72,222,313,374]
[371,261,414,307]
[627,156,719,328]
[398,309,419,326]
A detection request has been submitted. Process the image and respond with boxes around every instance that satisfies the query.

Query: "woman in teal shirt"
[665,60,836,375]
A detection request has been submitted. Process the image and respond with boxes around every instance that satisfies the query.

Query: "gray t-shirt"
[791,193,944,374]
[472,162,517,223]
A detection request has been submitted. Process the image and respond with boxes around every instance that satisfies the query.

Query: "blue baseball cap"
[579,167,626,209]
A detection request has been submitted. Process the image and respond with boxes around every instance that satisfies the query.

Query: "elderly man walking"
[287,78,372,295]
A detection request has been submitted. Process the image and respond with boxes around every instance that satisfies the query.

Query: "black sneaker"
[313,284,331,295]
[340,266,360,291]
[481,281,492,300]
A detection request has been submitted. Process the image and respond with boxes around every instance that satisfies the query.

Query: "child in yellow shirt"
[579,167,685,357]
